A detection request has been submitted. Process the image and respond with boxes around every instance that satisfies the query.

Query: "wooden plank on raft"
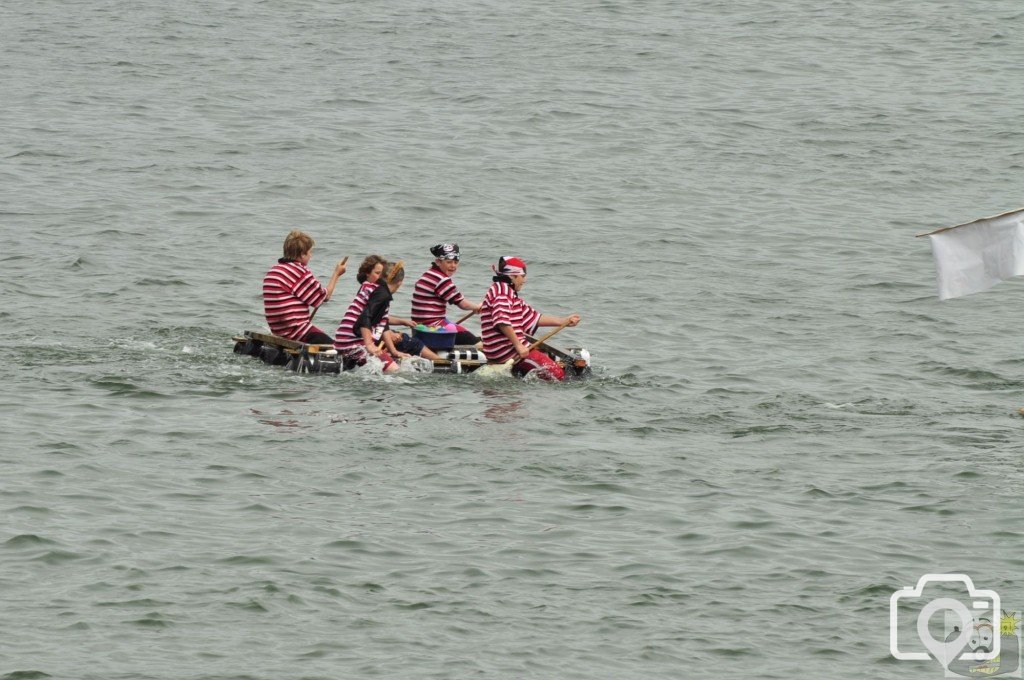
[245,331,308,351]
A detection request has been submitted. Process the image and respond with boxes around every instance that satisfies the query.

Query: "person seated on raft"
[479,256,581,381]
[411,243,482,345]
[333,260,439,373]
[262,230,347,344]
[354,255,441,362]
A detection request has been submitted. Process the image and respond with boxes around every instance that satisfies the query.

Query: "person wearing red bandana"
[479,256,581,381]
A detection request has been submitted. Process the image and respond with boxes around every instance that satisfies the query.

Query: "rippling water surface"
[4,1,1024,678]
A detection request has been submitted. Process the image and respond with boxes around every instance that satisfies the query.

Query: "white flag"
[921,207,1024,300]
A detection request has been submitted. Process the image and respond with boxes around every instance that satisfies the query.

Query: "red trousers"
[512,349,565,381]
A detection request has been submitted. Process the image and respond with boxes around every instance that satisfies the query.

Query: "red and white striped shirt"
[479,280,540,363]
[411,265,465,327]
[262,259,328,340]
[334,282,390,354]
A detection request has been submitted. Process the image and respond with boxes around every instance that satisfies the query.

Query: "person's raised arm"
[324,257,349,301]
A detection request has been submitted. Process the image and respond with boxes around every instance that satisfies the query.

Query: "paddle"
[524,331,576,361]
[526,320,573,352]
[454,309,476,325]
[310,255,348,323]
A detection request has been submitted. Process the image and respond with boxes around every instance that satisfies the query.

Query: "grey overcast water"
[3,1,1024,678]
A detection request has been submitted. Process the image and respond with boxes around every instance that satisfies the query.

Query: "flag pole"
[916,207,1024,237]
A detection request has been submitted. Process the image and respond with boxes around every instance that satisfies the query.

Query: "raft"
[231,331,592,378]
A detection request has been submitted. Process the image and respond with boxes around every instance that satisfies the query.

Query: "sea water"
[3,1,1024,678]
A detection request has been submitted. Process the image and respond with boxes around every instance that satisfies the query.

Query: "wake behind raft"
[231,330,592,378]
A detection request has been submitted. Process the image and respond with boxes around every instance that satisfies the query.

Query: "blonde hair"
[282,230,315,260]
[384,260,405,285]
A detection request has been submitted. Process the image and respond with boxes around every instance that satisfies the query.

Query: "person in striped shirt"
[479,256,581,381]
[354,255,440,363]
[262,230,347,344]
[334,260,439,373]
[411,243,482,345]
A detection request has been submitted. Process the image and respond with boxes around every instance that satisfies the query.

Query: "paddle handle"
[309,255,349,322]
[527,320,573,352]
[454,308,476,325]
